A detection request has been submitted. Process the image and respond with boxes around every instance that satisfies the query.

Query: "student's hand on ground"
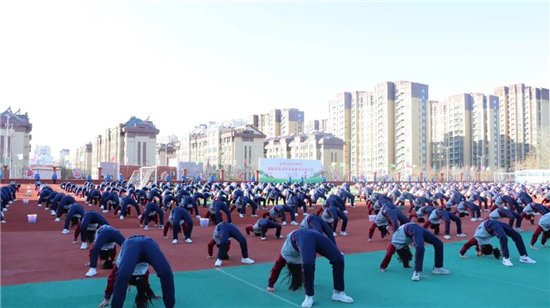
[98,299,109,307]
[380,268,386,272]
[266,287,275,293]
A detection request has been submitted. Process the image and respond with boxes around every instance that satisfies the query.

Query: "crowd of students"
[2,178,549,307]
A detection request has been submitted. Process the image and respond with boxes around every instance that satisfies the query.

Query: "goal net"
[493,172,515,183]
[128,166,158,188]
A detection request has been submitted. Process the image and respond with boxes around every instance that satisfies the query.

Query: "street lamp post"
[439,144,451,182]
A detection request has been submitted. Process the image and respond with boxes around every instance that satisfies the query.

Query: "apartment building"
[471,93,500,171]
[327,92,352,175]
[430,94,472,170]
[394,81,430,176]
[0,107,32,178]
[179,123,265,178]
[74,143,93,177]
[90,116,159,178]
[250,108,305,137]
[495,84,550,170]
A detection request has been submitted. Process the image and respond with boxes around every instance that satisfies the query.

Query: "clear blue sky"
[1,0,548,157]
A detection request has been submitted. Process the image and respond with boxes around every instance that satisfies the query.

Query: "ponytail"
[134,276,155,308]
[284,263,303,291]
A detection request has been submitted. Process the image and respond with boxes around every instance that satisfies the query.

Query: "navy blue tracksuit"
[111,236,174,308]
[90,225,125,268]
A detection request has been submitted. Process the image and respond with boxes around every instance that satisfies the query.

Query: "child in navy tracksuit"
[300,214,336,244]
[115,195,141,219]
[267,229,353,308]
[109,236,175,308]
[245,218,282,240]
[380,222,450,281]
[459,220,536,266]
[86,225,126,277]
[163,206,194,244]
[207,199,232,224]
[77,211,109,250]
[61,203,85,234]
[424,208,466,239]
[209,222,254,267]
[140,202,164,230]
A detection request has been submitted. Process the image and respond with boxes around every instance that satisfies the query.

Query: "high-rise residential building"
[90,116,159,178]
[430,94,472,171]
[0,107,32,178]
[470,93,500,171]
[327,92,352,177]
[280,108,304,136]
[351,83,397,178]
[495,84,550,170]
[304,119,320,133]
[59,149,71,168]
[394,81,430,176]
[250,108,304,137]
[74,143,93,177]
[350,91,368,177]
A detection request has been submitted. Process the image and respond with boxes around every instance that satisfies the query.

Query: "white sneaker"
[80,242,88,250]
[251,214,258,217]
[50,210,56,216]
[241,257,255,264]
[102,210,108,213]
[196,215,201,218]
[514,228,525,232]
[138,215,142,219]
[54,217,61,222]
[340,231,348,236]
[530,244,539,250]
[343,210,349,214]
[432,267,450,275]
[119,216,124,220]
[214,259,222,267]
[85,268,97,277]
[456,233,467,237]
[519,255,536,264]
[459,253,468,258]
[411,271,420,281]
[62,229,70,234]
[1,220,6,224]
[301,295,314,308]
[239,214,244,218]
[333,232,338,237]
[470,218,477,222]
[332,291,353,303]
[38,203,42,207]
[144,226,150,231]
[282,222,287,226]
[185,238,193,243]
[502,258,514,267]
[290,221,299,226]
[444,235,451,240]
[172,239,178,244]
[261,237,266,241]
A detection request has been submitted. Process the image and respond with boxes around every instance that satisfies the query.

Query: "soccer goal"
[493,172,515,183]
[128,166,158,188]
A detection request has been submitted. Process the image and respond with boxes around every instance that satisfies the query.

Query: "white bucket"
[368,215,376,222]
[199,218,209,227]
[27,214,37,223]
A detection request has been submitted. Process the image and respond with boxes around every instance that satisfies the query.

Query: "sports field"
[1,185,549,307]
